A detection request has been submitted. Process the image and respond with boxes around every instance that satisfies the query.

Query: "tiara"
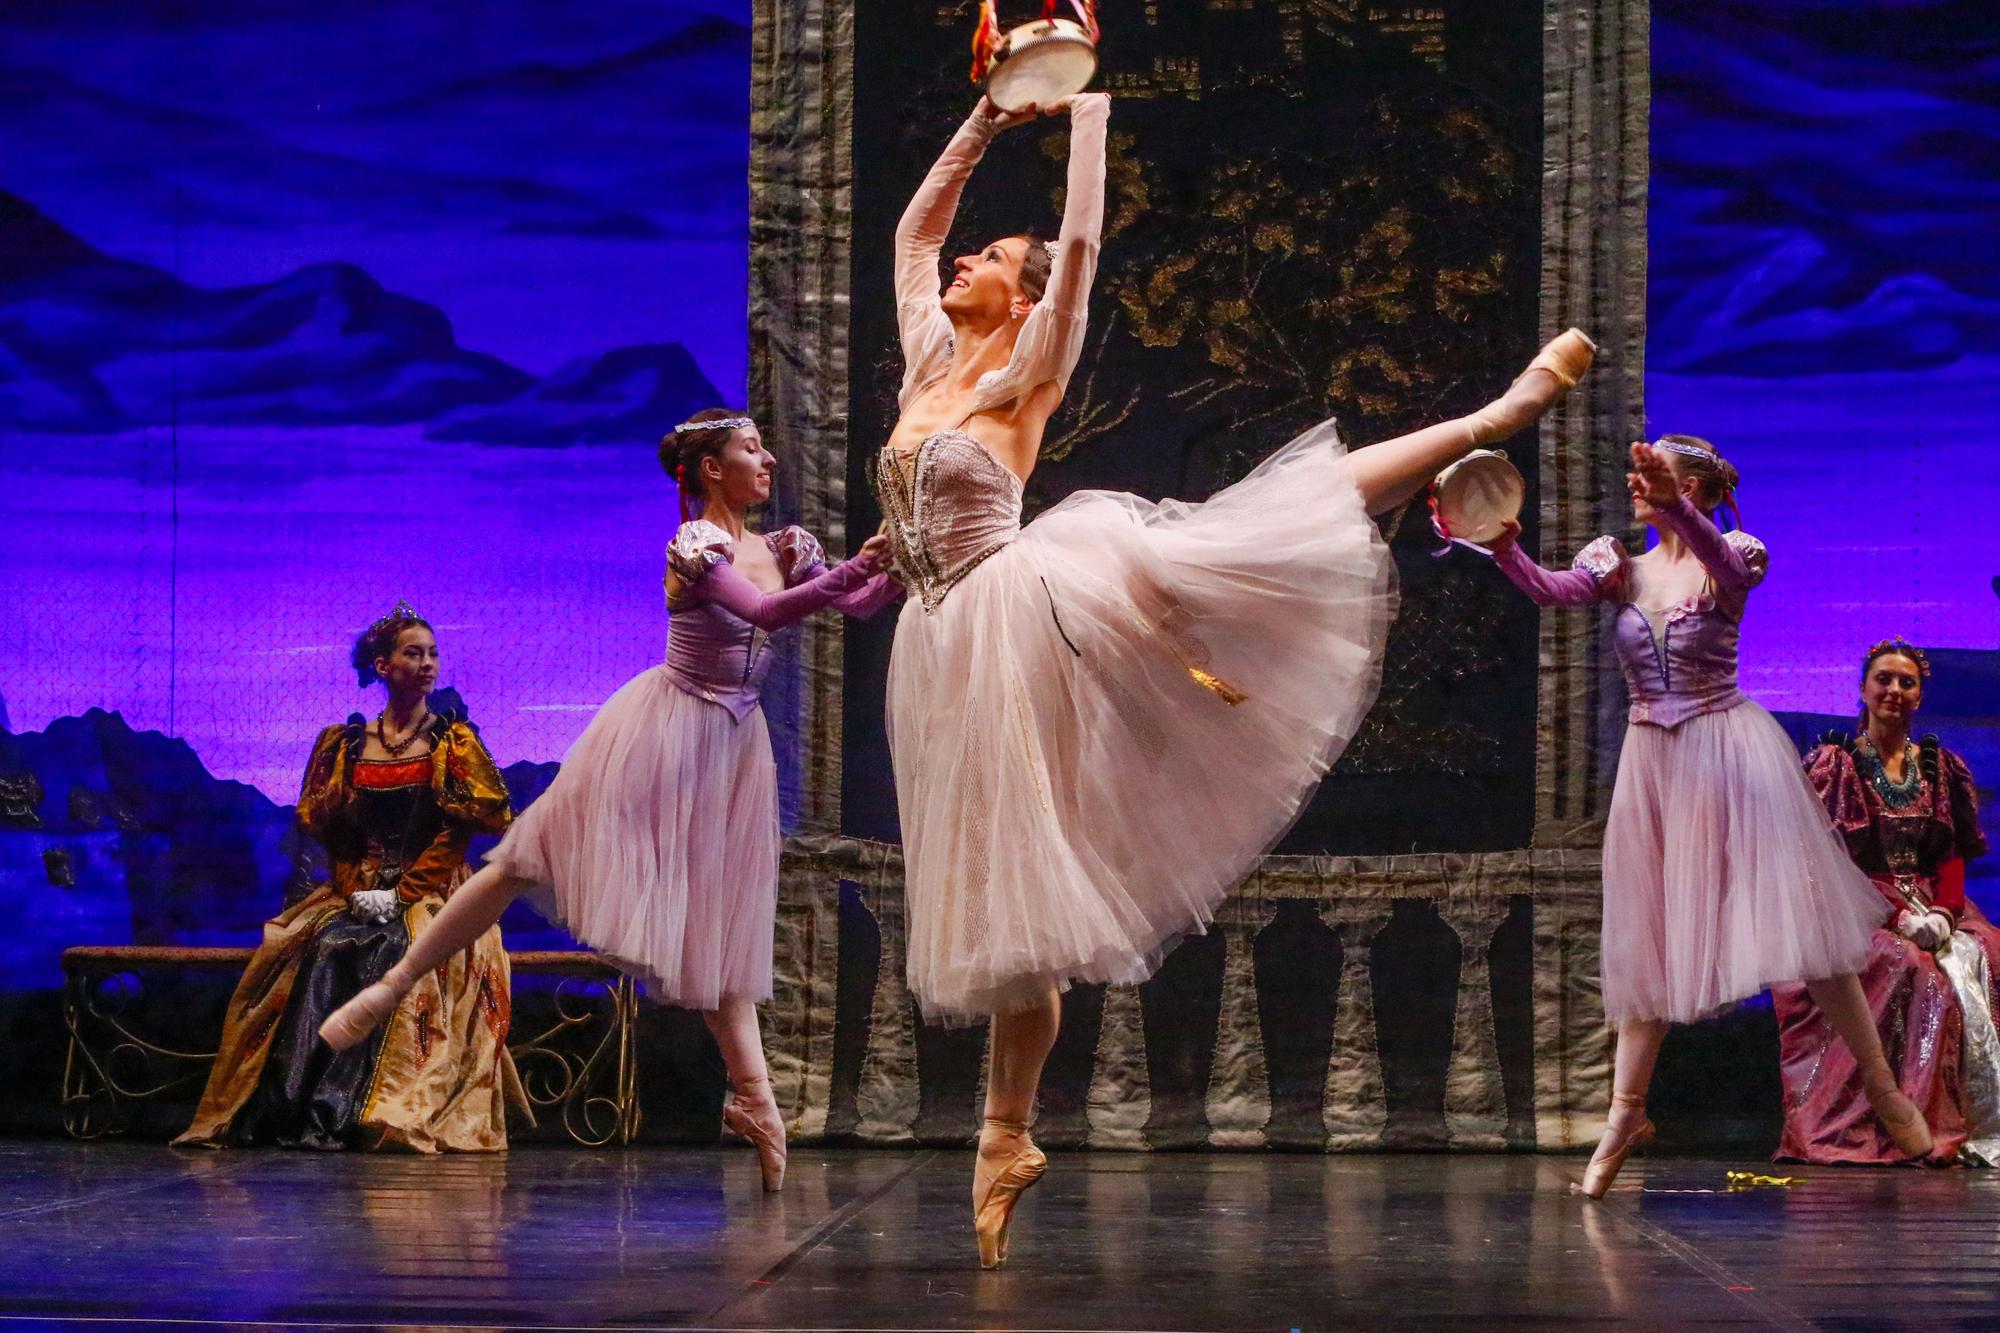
[367,599,422,638]
[674,416,754,434]
[1651,438,1713,460]
[1043,240,1060,263]
[1866,638,1932,679]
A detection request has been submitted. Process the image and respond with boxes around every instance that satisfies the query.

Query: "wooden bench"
[60,945,639,1147]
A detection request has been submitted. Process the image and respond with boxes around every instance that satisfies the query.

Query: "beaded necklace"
[1857,738,1924,810]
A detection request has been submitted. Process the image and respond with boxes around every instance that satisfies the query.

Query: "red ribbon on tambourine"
[972,1,1101,107]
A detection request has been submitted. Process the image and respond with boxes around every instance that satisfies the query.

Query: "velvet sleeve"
[1490,535,1623,607]
[1655,497,1767,595]
[433,721,513,835]
[294,724,353,841]
[695,557,880,633]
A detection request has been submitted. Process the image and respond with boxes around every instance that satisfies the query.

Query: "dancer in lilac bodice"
[320,410,898,1192]
[1484,437,1934,1195]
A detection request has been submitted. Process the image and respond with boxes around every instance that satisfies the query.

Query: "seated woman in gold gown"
[178,603,525,1151]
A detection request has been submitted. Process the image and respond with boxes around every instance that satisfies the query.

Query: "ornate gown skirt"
[491,666,779,1007]
[886,421,1397,1023]
[1602,700,1883,1024]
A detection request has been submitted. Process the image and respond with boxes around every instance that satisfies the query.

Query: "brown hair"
[1856,637,1932,734]
[350,612,432,689]
[1012,233,1053,304]
[661,407,752,521]
[1861,638,1931,684]
[1657,434,1740,513]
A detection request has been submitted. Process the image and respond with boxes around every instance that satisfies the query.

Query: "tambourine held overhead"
[971,1,1101,113]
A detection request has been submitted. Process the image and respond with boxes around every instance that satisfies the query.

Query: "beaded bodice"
[875,430,1024,611]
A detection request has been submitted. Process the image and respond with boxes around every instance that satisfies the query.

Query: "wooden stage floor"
[0,1141,1992,1331]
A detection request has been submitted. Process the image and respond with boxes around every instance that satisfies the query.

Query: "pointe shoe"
[973,1118,1048,1269]
[1573,1095,1655,1200]
[317,980,402,1053]
[721,1077,787,1193]
[1862,1076,1934,1160]
[1515,327,1597,392]
[1469,328,1598,443]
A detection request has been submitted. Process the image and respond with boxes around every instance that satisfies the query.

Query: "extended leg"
[1345,329,1595,516]
[318,861,536,1050]
[1805,972,1934,1158]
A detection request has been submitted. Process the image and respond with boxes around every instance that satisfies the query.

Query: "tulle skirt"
[489,665,777,1008]
[886,421,1398,1024]
[1602,700,1882,1024]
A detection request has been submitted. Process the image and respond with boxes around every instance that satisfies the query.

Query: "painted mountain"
[0,191,719,442]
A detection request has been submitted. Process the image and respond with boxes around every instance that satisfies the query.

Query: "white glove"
[349,889,399,923]
[1896,910,1951,952]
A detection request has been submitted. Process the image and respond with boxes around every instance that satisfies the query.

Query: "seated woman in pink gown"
[320,409,900,1193]
[1483,437,1934,1195]
[1774,640,1998,1164]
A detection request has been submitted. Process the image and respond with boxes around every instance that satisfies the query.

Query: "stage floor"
[0,1141,1992,1331]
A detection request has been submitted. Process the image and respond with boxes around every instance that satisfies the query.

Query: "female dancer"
[320,410,899,1191]
[879,91,1595,1266]
[1774,641,1998,1164]
[1484,437,1934,1195]
[179,607,520,1151]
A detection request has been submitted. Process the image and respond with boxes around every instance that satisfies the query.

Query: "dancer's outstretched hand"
[978,95,1039,132]
[1481,519,1523,554]
[1627,442,1680,509]
[856,532,895,572]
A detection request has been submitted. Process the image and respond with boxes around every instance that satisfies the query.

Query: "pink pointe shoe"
[721,1075,788,1193]
[1573,1093,1656,1200]
[318,981,401,1053]
[1469,328,1597,443]
[973,1118,1048,1269]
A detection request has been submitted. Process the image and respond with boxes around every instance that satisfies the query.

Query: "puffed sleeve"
[1720,530,1770,590]
[1805,741,1872,842]
[1942,746,1988,862]
[433,720,512,834]
[767,526,829,587]
[1572,536,1629,588]
[666,519,735,587]
[294,723,354,839]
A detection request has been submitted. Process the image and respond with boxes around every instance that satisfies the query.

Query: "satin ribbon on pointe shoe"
[973,1117,1047,1269]
[1573,1094,1655,1199]
[721,1075,788,1193]
[1864,1079,1935,1160]
[317,980,402,1053]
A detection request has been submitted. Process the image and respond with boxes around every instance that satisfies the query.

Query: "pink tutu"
[887,422,1397,1023]
[1601,699,1881,1023]
[489,665,777,1007]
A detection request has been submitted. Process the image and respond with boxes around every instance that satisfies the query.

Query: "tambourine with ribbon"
[1427,449,1524,554]
[971,1,1101,113]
